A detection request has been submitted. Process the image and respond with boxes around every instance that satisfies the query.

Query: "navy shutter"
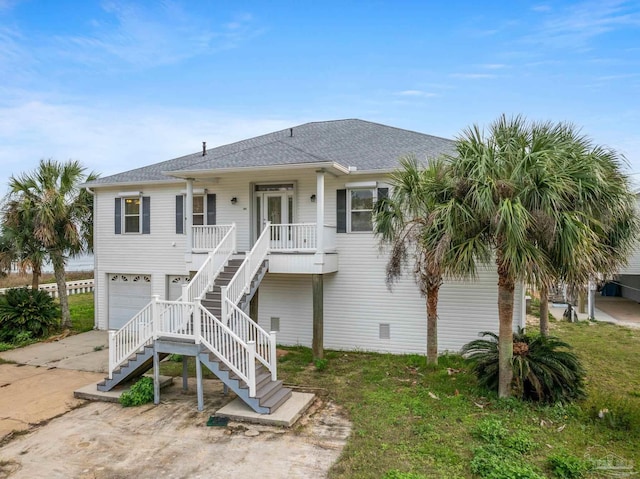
[114,198,121,234]
[336,189,346,233]
[377,187,389,200]
[142,196,151,234]
[206,194,216,225]
[176,195,184,234]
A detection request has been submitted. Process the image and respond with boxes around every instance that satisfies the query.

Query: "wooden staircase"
[99,253,290,414]
[199,351,291,414]
[97,345,167,392]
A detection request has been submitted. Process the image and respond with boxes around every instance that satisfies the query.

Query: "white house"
[85,119,525,413]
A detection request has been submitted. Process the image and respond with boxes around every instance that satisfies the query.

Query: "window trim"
[122,196,142,234]
[347,187,376,233]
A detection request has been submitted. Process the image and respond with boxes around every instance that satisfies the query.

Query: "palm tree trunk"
[497,272,515,398]
[426,283,439,365]
[51,252,71,329]
[31,262,41,290]
[539,285,549,337]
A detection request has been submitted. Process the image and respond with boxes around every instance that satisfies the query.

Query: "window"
[193,196,204,226]
[175,194,216,234]
[115,196,150,235]
[349,188,375,232]
[336,186,388,233]
[124,197,141,233]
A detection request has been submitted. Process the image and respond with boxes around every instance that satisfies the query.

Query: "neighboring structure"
[614,193,640,302]
[85,119,525,412]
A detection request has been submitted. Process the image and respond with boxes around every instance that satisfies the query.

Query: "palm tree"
[536,127,639,335]
[451,115,638,397]
[7,160,97,329]
[374,156,486,365]
[1,205,47,289]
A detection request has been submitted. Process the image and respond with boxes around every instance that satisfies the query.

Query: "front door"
[254,184,294,248]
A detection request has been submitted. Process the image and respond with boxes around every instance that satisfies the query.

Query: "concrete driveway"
[0,332,350,478]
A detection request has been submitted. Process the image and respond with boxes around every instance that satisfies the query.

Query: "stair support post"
[108,330,115,379]
[193,299,202,343]
[153,345,160,405]
[152,295,160,339]
[269,331,277,381]
[195,355,204,411]
[248,341,256,397]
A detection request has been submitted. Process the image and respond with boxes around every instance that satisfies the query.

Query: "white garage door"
[167,275,191,301]
[108,273,152,330]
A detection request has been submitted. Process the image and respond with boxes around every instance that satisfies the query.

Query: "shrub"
[314,358,328,371]
[0,287,60,342]
[119,377,154,407]
[472,418,508,442]
[462,330,585,403]
[470,445,545,479]
[547,453,592,478]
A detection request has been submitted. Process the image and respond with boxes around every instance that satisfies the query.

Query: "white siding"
[95,184,190,329]
[618,196,640,275]
[257,233,523,355]
[94,169,524,352]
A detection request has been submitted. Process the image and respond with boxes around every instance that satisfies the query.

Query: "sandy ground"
[0,364,104,440]
[0,378,350,479]
[0,332,351,478]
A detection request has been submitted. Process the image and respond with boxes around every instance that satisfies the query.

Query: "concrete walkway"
[0,330,109,372]
[549,295,640,329]
[0,331,108,441]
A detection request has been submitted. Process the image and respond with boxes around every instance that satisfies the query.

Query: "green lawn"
[67,292,95,333]
[291,322,640,478]
[162,321,640,479]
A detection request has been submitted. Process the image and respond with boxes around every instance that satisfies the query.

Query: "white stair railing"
[227,301,277,379]
[220,223,276,380]
[198,305,257,396]
[183,223,236,303]
[106,221,277,396]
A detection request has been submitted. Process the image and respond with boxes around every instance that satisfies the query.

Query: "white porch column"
[315,170,325,257]
[185,178,194,261]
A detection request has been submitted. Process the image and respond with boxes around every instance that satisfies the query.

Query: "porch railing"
[192,224,235,252]
[269,223,316,251]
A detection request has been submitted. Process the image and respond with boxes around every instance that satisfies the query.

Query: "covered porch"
[180,167,340,275]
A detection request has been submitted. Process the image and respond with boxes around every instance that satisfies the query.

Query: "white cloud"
[0,100,299,194]
[55,1,263,69]
[480,63,507,70]
[527,0,640,49]
[450,73,496,79]
[394,90,437,98]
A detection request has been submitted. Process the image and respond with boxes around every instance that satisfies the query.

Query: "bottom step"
[216,391,315,427]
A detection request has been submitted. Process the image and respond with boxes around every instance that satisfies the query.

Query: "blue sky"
[0,0,639,192]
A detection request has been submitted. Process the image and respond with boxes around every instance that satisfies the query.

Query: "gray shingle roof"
[87,119,456,186]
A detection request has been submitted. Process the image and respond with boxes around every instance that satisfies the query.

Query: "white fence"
[0,279,95,298]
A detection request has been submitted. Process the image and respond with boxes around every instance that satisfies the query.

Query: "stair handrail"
[183,223,236,303]
[107,297,156,378]
[225,300,277,380]
[221,221,271,317]
[218,222,276,379]
[198,304,257,396]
